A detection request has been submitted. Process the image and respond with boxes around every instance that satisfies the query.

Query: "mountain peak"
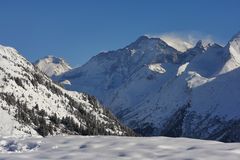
[127,35,171,51]
[195,40,204,48]
[193,40,216,51]
[136,35,151,41]
[34,55,72,77]
[42,55,65,64]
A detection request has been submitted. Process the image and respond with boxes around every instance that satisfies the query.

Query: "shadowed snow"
[0,136,240,160]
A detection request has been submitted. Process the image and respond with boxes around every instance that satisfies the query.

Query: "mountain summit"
[34,55,72,77]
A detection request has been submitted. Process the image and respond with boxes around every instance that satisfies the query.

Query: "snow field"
[0,136,240,160]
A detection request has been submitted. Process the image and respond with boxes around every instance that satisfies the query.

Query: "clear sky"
[0,0,239,67]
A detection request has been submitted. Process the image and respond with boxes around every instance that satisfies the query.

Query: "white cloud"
[160,34,194,52]
[147,32,215,52]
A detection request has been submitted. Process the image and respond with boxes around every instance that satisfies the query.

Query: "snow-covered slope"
[1,136,240,160]
[57,32,240,142]
[0,45,134,137]
[34,55,72,77]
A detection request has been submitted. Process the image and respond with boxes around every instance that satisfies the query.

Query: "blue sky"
[0,0,239,67]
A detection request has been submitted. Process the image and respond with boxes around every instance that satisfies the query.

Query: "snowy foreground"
[0,136,240,160]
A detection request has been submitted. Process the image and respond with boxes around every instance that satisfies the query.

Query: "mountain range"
[48,31,240,142]
[1,31,240,142]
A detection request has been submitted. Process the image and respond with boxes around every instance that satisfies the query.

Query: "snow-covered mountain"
[34,55,72,77]
[57,36,181,103]
[57,32,240,142]
[0,45,134,137]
